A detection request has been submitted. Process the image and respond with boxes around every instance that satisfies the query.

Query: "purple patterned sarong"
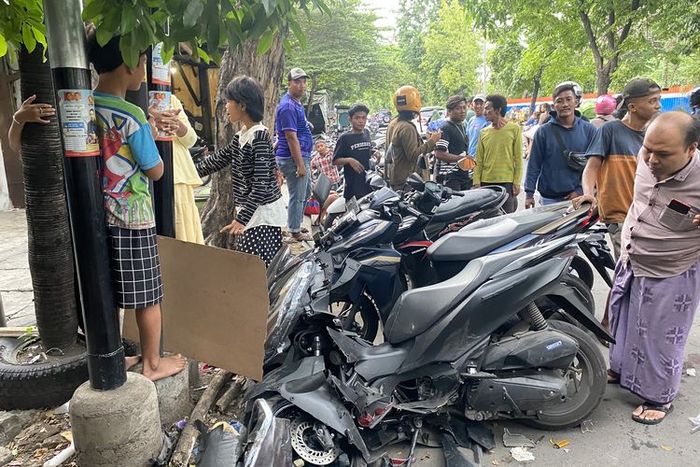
[608,259,700,404]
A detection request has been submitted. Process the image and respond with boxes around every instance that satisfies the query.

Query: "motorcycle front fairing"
[246,356,373,461]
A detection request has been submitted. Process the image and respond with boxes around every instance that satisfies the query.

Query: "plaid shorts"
[108,226,164,309]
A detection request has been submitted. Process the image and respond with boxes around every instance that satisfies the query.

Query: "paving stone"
[0,410,39,446]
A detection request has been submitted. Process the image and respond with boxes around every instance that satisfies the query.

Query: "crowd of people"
[8,26,700,425]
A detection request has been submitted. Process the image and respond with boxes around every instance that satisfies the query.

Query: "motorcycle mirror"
[406,173,425,191]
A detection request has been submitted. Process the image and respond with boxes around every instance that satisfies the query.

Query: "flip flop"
[607,370,620,384]
[631,403,674,425]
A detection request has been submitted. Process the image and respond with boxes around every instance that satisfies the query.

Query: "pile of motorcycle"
[233,173,615,466]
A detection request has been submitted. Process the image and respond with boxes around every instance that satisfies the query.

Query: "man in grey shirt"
[607,112,700,425]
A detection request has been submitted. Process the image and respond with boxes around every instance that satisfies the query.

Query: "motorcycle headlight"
[265,260,315,359]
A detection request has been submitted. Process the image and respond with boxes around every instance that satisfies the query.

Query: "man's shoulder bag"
[552,126,587,172]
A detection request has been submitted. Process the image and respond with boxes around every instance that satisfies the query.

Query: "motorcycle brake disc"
[290,417,341,465]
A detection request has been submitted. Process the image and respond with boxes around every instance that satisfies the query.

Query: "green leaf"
[256,29,274,54]
[0,35,7,57]
[197,46,211,64]
[120,8,136,34]
[22,24,36,52]
[82,0,106,21]
[183,1,204,28]
[96,26,113,46]
[261,0,276,16]
[119,33,139,69]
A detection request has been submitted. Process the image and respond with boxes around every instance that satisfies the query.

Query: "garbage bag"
[197,421,244,467]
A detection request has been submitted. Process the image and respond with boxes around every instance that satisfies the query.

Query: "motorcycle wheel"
[525,320,606,430]
[569,255,594,289]
[331,293,380,343]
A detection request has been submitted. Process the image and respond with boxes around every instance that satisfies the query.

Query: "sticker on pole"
[151,43,171,86]
[57,89,100,157]
[149,90,174,141]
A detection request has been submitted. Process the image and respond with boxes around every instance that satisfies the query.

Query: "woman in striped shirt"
[195,76,285,266]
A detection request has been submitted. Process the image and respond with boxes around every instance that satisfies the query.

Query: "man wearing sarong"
[608,111,700,424]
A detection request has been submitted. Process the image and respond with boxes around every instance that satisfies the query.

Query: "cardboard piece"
[123,236,268,380]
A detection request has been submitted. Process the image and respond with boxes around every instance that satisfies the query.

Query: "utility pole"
[43,0,125,390]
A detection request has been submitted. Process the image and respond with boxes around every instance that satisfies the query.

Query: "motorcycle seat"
[384,248,537,344]
[427,210,563,263]
[430,187,506,223]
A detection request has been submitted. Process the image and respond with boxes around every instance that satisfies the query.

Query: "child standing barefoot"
[86,31,186,381]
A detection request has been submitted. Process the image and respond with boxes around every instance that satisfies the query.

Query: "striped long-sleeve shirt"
[195,128,281,225]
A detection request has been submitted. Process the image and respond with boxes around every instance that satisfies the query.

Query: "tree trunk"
[595,64,612,95]
[18,47,78,349]
[200,37,285,248]
[529,65,544,113]
[306,71,318,115]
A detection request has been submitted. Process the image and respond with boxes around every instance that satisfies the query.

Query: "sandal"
[631,403,673,425]
[607,370,620,384]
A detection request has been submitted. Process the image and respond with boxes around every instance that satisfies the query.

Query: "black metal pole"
[43,0,125,390]
[148,44,175,238]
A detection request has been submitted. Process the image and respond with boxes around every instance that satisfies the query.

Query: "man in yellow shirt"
[473,94,523,212]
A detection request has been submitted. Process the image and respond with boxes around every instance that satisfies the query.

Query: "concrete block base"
[70,372,162,467]
[129,356,194,427]
[152,361,193,427]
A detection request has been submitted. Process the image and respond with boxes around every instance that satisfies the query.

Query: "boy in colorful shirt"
[86,32,186,381]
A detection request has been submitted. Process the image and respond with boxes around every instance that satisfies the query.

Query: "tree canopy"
[0,0,328,67]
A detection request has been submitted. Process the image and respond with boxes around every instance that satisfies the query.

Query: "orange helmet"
[393,85,422,113]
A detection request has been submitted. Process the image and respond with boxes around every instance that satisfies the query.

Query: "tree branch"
[617,0,642,50]
[579,9,603,69]
[606,9,615,50]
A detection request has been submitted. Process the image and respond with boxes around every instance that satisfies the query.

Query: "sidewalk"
[0,209,34,327]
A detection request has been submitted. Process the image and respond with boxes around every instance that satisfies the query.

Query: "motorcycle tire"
[332,294,380,343]
[0,336,88,410]
[569,255,594,289]
[525,320,606,430]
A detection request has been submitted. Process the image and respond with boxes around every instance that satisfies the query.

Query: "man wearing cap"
[275,68,315,242]
[573,78,662,260]
[524,83,597,208]
[466,95,489,159]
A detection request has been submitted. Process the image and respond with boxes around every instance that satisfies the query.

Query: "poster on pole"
[148,90,174,141]
[57,89,100,157]
[151,43,171,86]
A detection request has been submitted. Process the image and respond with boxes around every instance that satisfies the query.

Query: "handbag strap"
[551,125,569,153]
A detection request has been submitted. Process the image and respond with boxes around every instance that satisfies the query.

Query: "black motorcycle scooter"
[243,235,612,465]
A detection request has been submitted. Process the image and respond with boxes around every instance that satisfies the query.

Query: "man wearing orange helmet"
[385,86,442,190]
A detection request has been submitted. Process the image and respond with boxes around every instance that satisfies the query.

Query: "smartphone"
[668,199,691,215]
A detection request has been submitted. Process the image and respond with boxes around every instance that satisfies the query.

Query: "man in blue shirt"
[275,67,314,241]
[466,95,489,159]
[525,83,597,208]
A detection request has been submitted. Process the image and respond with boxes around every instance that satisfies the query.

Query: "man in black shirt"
[334,103,373,200]
[435,95,471,190]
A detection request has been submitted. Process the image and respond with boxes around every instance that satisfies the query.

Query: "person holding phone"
[607,112,700,425]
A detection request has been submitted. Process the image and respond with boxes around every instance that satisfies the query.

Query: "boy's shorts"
[108,226,164,309]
